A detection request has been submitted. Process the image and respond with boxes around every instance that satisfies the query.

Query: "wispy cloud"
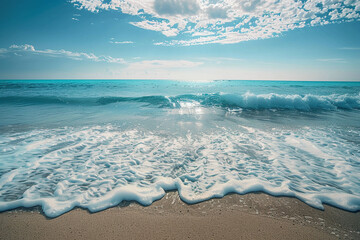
[127,60,203,69]
[0,44,205,69]
[109,40,134,44]
[317,58,346,63]
[70,0,360,46]
[339,47,360,50]
[1,44,126,64]
[72,13,81,21]
[112,59,204,81]
[118,59,205,80]
[198,57,244,62]
[0,48,8,55]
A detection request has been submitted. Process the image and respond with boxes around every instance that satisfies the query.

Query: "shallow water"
[0,80,359,217]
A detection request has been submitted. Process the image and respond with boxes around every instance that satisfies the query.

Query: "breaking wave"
[1,92,360,111]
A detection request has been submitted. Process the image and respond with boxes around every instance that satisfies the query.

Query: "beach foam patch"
[0,125,359,217]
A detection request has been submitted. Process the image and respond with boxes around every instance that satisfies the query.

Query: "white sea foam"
[220,92,360,110]
[0,125,359,217]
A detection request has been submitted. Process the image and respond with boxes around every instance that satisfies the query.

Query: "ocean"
[0,80,359,217]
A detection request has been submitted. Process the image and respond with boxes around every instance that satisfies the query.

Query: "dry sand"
[1,192,359,240]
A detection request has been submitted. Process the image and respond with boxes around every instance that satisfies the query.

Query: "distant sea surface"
[0,80,359,217]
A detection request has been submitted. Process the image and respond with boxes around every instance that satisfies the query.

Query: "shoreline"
[1,192,359,239]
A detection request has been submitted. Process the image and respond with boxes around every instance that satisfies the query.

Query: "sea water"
[0,80,359,217]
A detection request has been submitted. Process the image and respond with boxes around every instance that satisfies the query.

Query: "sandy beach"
[2,0,360,238]
[1,192,359,240]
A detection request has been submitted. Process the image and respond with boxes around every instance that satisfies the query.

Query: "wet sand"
[1,192,359,240]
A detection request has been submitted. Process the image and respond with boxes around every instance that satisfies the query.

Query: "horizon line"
[0,79,360,83]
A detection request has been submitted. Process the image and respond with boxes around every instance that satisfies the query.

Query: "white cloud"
[192,30,215,37]
[2,44,126,64]
[207,5,228,19]
[154,0,200,16]
[109,40,134,44]
[11,44,35,51]
[130,20,180,37]
[70,0,360,46]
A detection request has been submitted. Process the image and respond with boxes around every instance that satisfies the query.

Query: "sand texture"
[1,192,359,240]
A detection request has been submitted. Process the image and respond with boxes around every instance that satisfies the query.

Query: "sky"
[0,0,360,81]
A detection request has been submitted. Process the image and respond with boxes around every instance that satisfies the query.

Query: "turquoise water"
[0,80,359,217]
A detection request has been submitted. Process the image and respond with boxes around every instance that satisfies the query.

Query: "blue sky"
[0,0,360,81]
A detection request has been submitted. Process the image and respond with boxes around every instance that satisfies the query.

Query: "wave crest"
[1,92,360,111]
[219,92,360,110]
